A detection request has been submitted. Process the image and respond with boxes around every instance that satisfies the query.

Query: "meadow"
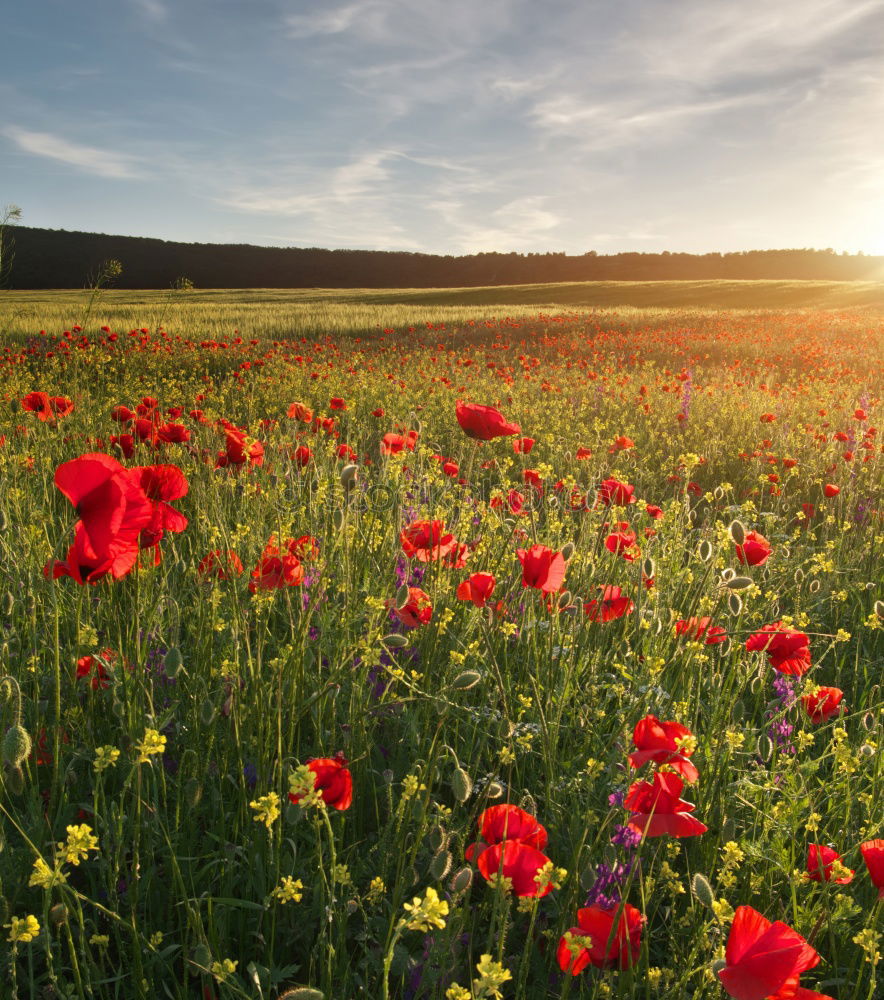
[0,285,882,1000]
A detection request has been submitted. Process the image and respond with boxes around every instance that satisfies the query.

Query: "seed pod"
[429,848,453,880]
[6,764,24,794]
[163,647,184,678]
[427,824,448,852]
[728,520,746,546]
[332,509,345,531]
[2,724,31,766]
[49,903,69,926]
[725,576,753,591]
[728,593,743,616]
[757,733,773,760]
[809,579,820,593]
[486,780,505,799]
[451,767,473,804]
[450,670,482,691]
[382,634,408,649]
[698,540,713,562]
[449,867,473,894]
[642,557,655,579]
[561,541,575,562]
[692,873,715,908]
[396,584,410,608]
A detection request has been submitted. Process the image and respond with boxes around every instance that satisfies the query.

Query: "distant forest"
[5,226,884,289]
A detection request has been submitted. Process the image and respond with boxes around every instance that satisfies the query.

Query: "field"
[0,285,882,1000]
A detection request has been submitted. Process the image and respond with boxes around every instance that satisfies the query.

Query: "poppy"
[512,436,535,454]
[575,446,593,460]
[597,478,635,507]
[54,453,153,566]
[198,550,244,580]
[110,433,135,459]
[44,522,136,584]
[465,804,548,861]
[76,650,116,690]
[746,623,811,676]
[291,445,313,468]
[288,757,352,811]
[805,844,854,884]
[628,715,700,783]
[860,840,884,898]
[583,585,634,622]
[288,535,320,561]
[604,523,640,561]
[674,617,728,645]
[557,903,644,974]
[516,544,566,594]
[735,530,772,566]
[823,484,840,498]
[128,465,189,552]
[624,771,707,838]
[329,397,347,410]
[455,400,520,440]
[718,905,830,1000]
[249,549,303,592]
[611,435,635,451]
[476,840,555,898]
[645,504,663,519]
[21,391,54,421]
[400,520,457,562]
[217,430,264,468]
[287,402,313,422]
[393,587,433,628]
[441,542,470,569]
[380,432,417,455]
[456,572,496,607]
[111,404,136,424]
[801,686,844,723]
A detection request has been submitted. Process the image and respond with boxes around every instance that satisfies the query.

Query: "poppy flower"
[823,484,840,497]
[557,903,644,974]
[604,523,639,561]
[583,585,634,622]
[645,504,663,519]
[128,465,189,552]
[21,391,56,421]
[735,530,772,566]
[156,422,190,444]
[718,905,830,1000]
[628,715,699,783]
[76,650,116,690]
[674,617,728,645]
[597,478,635,507]
[380,432,417,455]
[111,404,136,424]
[249,544,303,591]
[516,544,566,594]
[400,520,457,562]
[455,401,520,440]
[54,453,153,565]
[291,445,313,468]
[217,430,264,468]
[476,840,555,898]
[801,686,844,723]
[860,840,884,898]
[288,402,313,422]
[288,757,352,811]
[456,572,496,607]
[575,446,593,460]
[746,623,811,676]
[441,542,470,569]
[44,522,135,584]
[288,535,320,560]
[513,436,535,454]
[198,549,244,580]
[329,397,347,410]
[393,587,432,628]
[371,407,385,417]
[465,804,548,861]
[110,433,135,459]
[805,844,854,884]
[624,771,708,838]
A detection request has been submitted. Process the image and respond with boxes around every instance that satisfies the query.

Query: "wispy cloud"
[130,0,168,24]
[4,127,143,179]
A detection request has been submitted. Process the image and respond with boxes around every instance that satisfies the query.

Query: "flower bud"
[184,777,203,809]
[279,990,325,1000]
[200,698,217,726]
[808,579,820,593]
[190,944,212,975]
[339,464,358,490]
[692,873,715,908]
[561,541,576,562]
[450,867,473,894]
[642,557,655,579]
[49,903,69,926]
[725,576,753,591]
[163,647,184,678]
[429,848,453,880]
[757,733,773,760]
[486,780,504,799]
[698,540,712,562]
[450,766,473,804]
[2,724,31,766]
[396,584,410,608]
[332,509,345,531]
[450,670,482,691]
[728,520,746,546]
[875,600,884,620]
[382,634,408,649]
[727,592,743,615]
[1,592,13,616]
[6,764,24,794]
[428,824,448,852]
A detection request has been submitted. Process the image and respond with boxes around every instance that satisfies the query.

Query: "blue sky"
[3,0,884,254]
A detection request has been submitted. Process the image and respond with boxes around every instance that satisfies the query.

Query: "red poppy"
[645,504,663,519]
[44,522,136,584]
[441,541,470,569]
[860,840,884,898]
[760,413,776,423]
[557,903,644,974]
[198,550,245,580]
[718,905,830,1000]
[476,840,555,897]
[745,623,811,676]
[516,544,566,593]
[288,535,320,560]
[455,400,520,440]
[76,649,116,690]
[329,397,347,410]
[111,404,136,424]
[156,422,190,444]
[597,478,635,506]
[674,617,728,645]
[611,435,635,451]
[217,429,264,468]
[456,572,496,607]
[805,844,854,884]
[604,522,639,561]
[54,453,153,565]
[465,804,548,861]
[801,686,844,723]
[287,402,313,422]
[512,436,535,454]
[400,520,457,562]
[823,484,840,498]
[110,433,135,459]
[288,757,352,811]
[22,391,73,422]
[583,585,634,622]
[628,715,699,783]
[735,530,772,566]
[380,432,417,455]
[128,465,189,552]
[624,771,707,838]
[291,445,313,468]
[249,547,303,591]
[575,446,593,460]
[393,587,433,628]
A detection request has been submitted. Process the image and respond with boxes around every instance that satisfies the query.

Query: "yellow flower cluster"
[249,791,281,829]
[135,728,166,763]
[402,886,449,932]
[6,914,40,943]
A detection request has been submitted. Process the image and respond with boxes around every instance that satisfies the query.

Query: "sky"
[3,0,884,255]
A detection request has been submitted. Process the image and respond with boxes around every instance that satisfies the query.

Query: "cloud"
[285,2,381,39]
[3,127,143,179]
[131,0,168,23]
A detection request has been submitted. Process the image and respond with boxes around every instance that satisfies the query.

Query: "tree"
[0,204,22,288]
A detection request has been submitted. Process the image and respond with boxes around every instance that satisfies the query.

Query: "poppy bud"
[382,769,394,784]
[728,520,746,546]
[731,699,744,720]
[451,670,482,691]
[428,824,448,852]
[200,698,217,726]
[382,634,408,649]
[561,541,576,561]
[184,777,203,808]
[721,568,735,581]
[279,988,325,1000]
[0,510,6,531]
[450,866,473,893]
[189,944,212,975]
[557,590,572,609]
[692,873,715,908]
[339,464,358,489]
[1,592,12,616]
[2,724,31,766]
[6,764,25,794]
[395,584,410,608]
[698,540,712,562]
[757,734,773,760]
[794,568,804,583]
[728,593,743,615]
[49,903,69,926]
[642,557,655,579]
[809,579,821,593]
[332,509,345,531]
[710,958,727,977]
[164,647,184,678]
[725,576,753,591]
[111,698,125,719]
[451,766,473,803]
[429,848,453,880]
[875,600,884,619]
[486,780,505,799]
